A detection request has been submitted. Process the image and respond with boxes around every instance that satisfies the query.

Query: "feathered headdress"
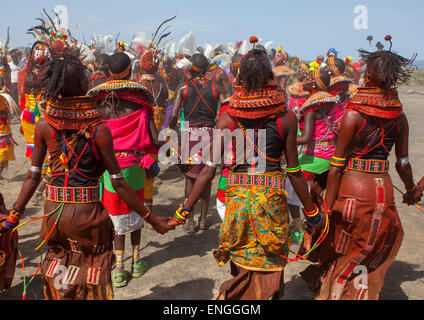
[27,9,74,56]
[177,31,196,56]
[140,16,177,73]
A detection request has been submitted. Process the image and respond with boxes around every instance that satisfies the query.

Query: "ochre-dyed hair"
[141,50,159,73]
[239,49,273,91]
[358,49,416,90]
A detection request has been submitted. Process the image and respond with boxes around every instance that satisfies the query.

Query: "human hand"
[167,217,180,229]
[0,218,11,235]
[417,177,424,193]
[149,215,175,234]
[403,187,422,206]
[297,215,326,256]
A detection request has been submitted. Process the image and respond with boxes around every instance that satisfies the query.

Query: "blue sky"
[1,0,423,60]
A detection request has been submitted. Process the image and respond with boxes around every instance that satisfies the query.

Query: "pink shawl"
[104,108,158,169]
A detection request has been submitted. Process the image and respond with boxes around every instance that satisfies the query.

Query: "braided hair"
[230,53,242,78]
[358,49,416,90]
[238,49,273,91]
[36,48,88,99]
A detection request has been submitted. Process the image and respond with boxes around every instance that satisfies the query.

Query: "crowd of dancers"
[0,13,423,300]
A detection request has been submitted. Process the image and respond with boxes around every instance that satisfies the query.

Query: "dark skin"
[418,176,424,194]
[325,75,421,211]
[0,70,173,235]
[167,107,321,251]
[168,73,227,230]
[296,74,328,145]
[206,65,229,95]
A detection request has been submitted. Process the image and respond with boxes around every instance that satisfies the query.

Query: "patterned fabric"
[227,85,286,119]
[348,87,403,119]
[45,96,102,131]
[214,171,291,271]
[346,158,389,173]
[0,98,15,163]
[228,172,285,189]
[45,185,100,203]
[299,91,338,118]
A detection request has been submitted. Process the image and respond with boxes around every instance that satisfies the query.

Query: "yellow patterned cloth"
[0,96,15,163]
[214,171,291,271]
[152,105,166,130]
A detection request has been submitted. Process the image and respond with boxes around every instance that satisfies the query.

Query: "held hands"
[402,186,422,206]
[167,203,191,229]
[148,214,175,234]
[298,204,327,255]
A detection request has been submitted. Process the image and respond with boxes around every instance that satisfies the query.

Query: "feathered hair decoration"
[151,16,177,47]
[139,16,177,73]
[27,9,74,55]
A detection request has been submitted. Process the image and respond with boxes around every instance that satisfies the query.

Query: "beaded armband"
[330,156,347,168]
[174,204,192,225]
[286,165,302,174]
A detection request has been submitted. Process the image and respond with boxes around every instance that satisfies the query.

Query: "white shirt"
[9,62,19,83]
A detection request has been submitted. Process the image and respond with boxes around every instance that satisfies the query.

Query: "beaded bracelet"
[7,205,24,223]
[5,205,24,229]
[174,204,192,225]
[141,208,151,220]
[303,204,319,218]
[306,212,323,227]
[330,156,347,167]
[286,165,302,174]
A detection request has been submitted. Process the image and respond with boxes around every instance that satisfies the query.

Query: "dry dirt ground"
[1,85,424,300]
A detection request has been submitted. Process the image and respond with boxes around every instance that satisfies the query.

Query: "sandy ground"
[1,85,424,300]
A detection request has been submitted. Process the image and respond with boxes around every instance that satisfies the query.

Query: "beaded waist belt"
[307,140,335,149]
[228,172,285,189]
[45,185,100,203]
[115,150,144,159]
[346,158,389,173]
